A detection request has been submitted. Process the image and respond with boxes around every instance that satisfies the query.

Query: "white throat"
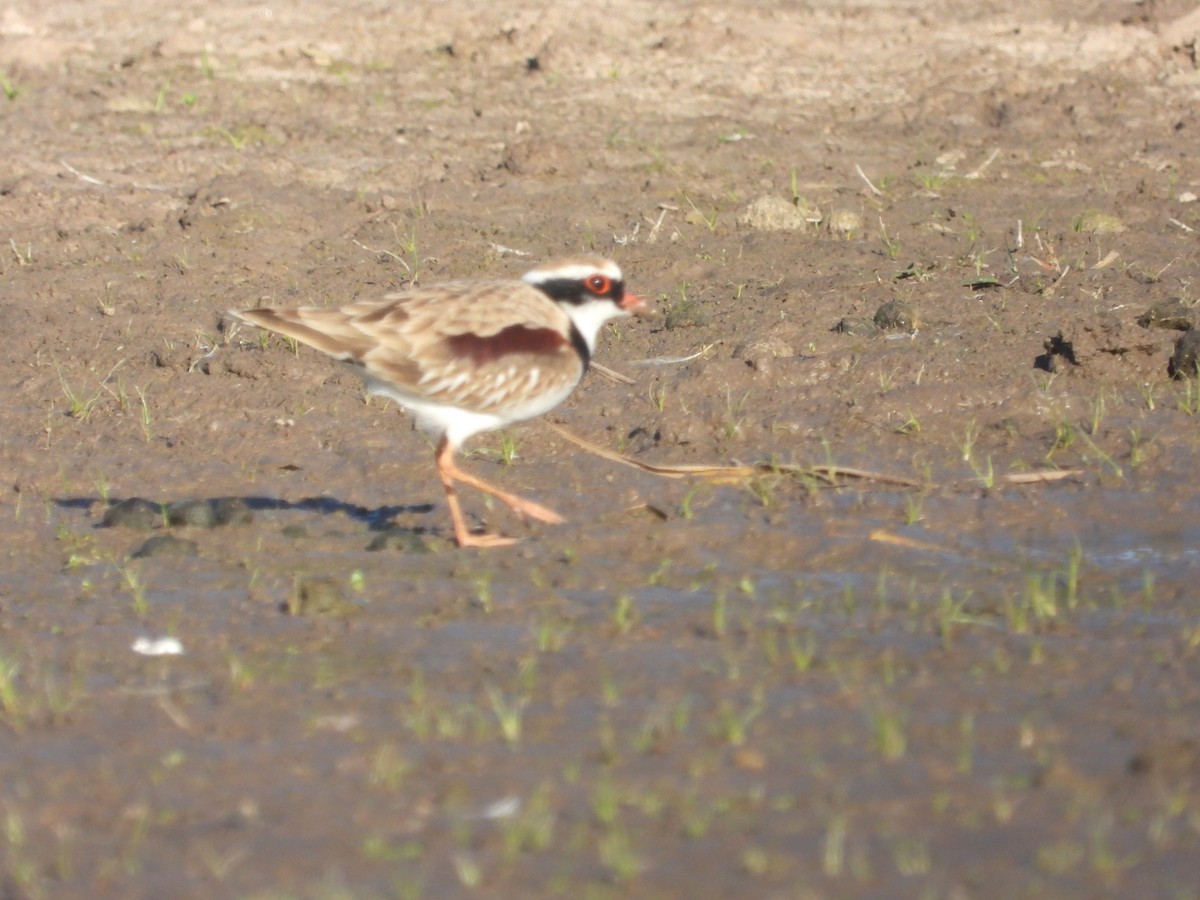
[561,300,627,356]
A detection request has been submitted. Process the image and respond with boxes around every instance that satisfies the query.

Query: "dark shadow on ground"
[53,495,435,531]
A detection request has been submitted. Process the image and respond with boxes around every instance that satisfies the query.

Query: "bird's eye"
[586,275,612,295]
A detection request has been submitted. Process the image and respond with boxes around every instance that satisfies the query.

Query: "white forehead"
[521,258,623,285]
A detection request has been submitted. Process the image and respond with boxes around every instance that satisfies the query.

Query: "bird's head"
[522,256,651,353]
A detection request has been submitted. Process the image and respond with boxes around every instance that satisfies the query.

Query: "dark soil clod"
[367,528,430,553]
[166,499,219,528]
[213,498,254,526]
[874,299,915,332]
[1168,329,1200,379]
[102,498,164,530]
[131,534,199,559]
[832,317,880,337]
[1137,297,1195,332]
[286,576,359,617]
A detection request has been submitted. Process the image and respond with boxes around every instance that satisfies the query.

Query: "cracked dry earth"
[2,0,1200,897]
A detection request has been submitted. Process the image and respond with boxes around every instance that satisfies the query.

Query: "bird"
[229,256,650,548]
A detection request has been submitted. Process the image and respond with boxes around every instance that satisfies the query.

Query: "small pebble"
[736,195,812,232]
[1075,211,1125,234]
[828,209,863,236]
[732,747,767,771]
[664,301,708,330]
[733,335,795,374]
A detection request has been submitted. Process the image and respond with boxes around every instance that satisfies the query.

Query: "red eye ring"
[586,274,612,295]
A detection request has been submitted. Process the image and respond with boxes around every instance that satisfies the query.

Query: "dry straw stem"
[589,361,635,385]
[547,423,1083,490]
[854,163,884,197]
[632,344,718,366]
[869,530,944,551]
[546,422,919,487]
[999,469,1082,484]
[963,147,1000,180]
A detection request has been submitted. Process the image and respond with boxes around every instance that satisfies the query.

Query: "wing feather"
[233,280,581,415]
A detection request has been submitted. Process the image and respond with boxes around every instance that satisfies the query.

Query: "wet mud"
[2,1,1200,896]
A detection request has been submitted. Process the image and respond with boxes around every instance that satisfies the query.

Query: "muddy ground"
[2,0,1200,896]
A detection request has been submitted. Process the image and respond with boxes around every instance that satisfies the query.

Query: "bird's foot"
[505,497,566,525]
[457,530,521,549]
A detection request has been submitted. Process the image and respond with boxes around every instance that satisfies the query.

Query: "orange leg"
[435,436,565,548]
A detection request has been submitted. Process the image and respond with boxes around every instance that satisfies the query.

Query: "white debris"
[132,636,184,656]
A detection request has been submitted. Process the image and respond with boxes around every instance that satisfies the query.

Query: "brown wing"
[232,306,379,361]
[233,280,582,414]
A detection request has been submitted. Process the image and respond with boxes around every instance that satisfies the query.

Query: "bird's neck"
[568,323,591,370]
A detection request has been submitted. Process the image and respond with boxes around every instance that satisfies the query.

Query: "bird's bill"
[620,291,654,317]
